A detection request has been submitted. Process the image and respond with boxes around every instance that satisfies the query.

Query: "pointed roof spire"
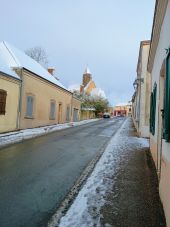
[84,66,91,74]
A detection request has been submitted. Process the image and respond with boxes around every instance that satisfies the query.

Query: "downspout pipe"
[16,68,23,130]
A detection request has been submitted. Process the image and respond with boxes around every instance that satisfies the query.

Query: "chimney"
[47,67,55,76]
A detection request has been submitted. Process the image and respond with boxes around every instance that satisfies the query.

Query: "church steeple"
[84,67,91,75]
[83,66,92,87]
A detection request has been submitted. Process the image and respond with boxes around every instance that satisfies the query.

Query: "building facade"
[0,56,21,133]
[113,103,132,117]
[80,67,96,95]
[132,41,151,137]
[147,0,170,225]
[0,41,82,132]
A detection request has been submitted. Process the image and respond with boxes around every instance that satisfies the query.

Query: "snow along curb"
[53,118,149,227]
[0,119,100,149]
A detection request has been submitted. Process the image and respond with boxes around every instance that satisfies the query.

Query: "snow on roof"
[90,87,106,99]
[68,84,80,92]
[84,67,91,74]
[84,80,92,91]
[0,41,67,90]
[0,50,20,80]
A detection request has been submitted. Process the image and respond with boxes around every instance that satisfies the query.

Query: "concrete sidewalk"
[100,120,166,227]
[56,118,166,227]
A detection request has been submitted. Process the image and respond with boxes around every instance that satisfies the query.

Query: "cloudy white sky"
[1,0,155,105]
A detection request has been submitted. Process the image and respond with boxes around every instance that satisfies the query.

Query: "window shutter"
[152,83,157,135]
[50,101,56,119]
[150,92,153,133]
[0,90,7,115]
[66,106,70,121]
[163,50,170,141]
[150,83,157,135]
[26,96,33,117]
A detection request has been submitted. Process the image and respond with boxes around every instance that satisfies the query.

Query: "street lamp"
[133,78,144,89]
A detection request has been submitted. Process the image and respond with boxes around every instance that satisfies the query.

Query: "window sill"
[25,116,34,119]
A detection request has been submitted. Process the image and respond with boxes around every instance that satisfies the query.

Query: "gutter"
[147,0,158,73]
[0,70,21,82]
[16,68,23,130]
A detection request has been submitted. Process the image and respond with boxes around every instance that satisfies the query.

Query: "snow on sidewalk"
[0,119,99,148]
[52,118,149,227]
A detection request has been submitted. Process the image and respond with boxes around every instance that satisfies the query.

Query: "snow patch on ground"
[0,119,99,148]
[56,118,149,227]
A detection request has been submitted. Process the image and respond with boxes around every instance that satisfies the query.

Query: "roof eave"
[22,67,72,95]
[147,0,168,73]
[0,70,21,81]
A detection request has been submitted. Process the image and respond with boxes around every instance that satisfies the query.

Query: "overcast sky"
[1,0,155,105]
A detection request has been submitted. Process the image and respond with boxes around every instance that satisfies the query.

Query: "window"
[163,50,170,141]
[66,106,70,122]
[26,95,34,118]
[50,101,56,120]
[0,90,7,115]
[150,83,157,135]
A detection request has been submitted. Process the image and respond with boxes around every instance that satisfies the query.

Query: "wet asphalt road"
[0,117,125,227]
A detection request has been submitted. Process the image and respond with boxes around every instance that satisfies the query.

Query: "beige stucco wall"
[19,70,72,129]
[0,74,20,133]
[150,1,170,226]
[80,110,95,120]
[139,44,150,138]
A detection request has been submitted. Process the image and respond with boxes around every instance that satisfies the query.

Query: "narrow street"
[0,117,125,227]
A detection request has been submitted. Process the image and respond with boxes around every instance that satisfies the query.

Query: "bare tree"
[25,46,48,68]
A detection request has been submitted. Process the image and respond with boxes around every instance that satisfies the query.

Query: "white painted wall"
[151,0,170,149]
[150,1,170,225]
[139,44,150,137]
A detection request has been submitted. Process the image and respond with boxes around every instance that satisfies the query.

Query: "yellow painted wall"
[85,81,96,94]
[0,74,20,133]
[80,110,95,120]
[19,70,72,129]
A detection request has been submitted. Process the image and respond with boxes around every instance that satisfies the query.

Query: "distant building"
[80,67,96,94]
[79,67,106,99]
[113,103,132,117]
[132,41,151,137]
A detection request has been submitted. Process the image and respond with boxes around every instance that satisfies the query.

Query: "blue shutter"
[50,101,56,119]
[66,106,70,121]
[26,96,33,117]
[73,109,78,122]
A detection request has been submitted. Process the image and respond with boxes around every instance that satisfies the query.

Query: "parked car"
[103,112,110,118]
